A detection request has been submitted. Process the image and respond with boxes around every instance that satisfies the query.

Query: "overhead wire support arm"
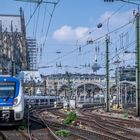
[26,3,41,27]
[117,0,140,6]
[104,0,140,6]
[15,0,59,27]
[15,0,58,5]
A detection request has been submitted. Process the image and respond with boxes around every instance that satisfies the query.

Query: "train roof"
[0,75,12,77]
[0,76,19,80]
[24,95,58,99]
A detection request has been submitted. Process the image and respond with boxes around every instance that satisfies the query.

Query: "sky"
[0,0,139,75]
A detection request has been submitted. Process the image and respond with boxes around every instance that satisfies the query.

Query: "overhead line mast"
[104,0,140,116]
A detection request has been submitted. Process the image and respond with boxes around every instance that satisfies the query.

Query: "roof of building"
[18,71,42,83]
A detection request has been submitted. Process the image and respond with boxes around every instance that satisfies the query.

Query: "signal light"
[104,0,114,1]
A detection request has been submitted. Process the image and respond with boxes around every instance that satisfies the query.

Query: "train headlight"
[14,98,18,105]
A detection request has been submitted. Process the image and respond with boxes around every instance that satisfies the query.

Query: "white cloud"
[52,25,90,42]
[52,10,134,44]
[99,10,133,29]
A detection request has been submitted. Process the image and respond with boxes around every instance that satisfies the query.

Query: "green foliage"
[55,129,71,137]
[64,111,77,125]
[64,118,71,124]
[124,110,128,118]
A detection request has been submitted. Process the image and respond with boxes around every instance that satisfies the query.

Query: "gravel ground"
[92,108,140,121]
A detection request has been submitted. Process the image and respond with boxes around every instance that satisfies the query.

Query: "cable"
[101,25,135,63]
[77,3,126,42]
[46,19,134,65]
[99,40,136,65]
[42,3,57,48]
[41,3,47,35]
[26,1,42,27]
[40,0,60,57]
[33,3,37,36]
[107,3,126,32]
[34,4,41,37]
[46,40,136,74]
[110,41,136,64]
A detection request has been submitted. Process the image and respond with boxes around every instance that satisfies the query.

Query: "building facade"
[118,66,136,81]
[0,8,27,75]
[43,73,115,95]
[26,37,37,71]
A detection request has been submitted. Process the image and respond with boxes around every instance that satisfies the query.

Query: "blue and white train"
[24,95,62,107]
[0,76,24,124]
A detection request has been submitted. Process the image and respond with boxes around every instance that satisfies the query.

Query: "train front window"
[0,82,15,98]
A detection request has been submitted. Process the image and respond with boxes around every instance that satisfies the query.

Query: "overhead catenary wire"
[42,2,58,48]
[43,22,135,74]
[41,3,48,35]
[97,41,136,73]
[105,3,126,32]
[46,19,134,66]
[23,0,130,74]
[77,3,126,42]
[41,39,135,74]
[110,41,136,63]
[33,3,37,36]
[75,14,133,71]
[34,4,41,37]
[26,1,42,27]
[98,39,136,66]
[100,27,135,65]
[76,40,136,74]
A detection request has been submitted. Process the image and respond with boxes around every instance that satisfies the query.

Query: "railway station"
[0,0,140,140]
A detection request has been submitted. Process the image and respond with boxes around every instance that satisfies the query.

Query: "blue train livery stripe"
[0,77,20,106]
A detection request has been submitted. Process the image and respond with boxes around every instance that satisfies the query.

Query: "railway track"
[1,106,138,140]
[31,108,90,140]
[36,107,136,140]
[49,110,132,140]
[79,107,140,140]
[25,107,60,140]
[0,130,31,140]
[0,131,7,140]
[46,107,140,140]
[43,119,117,140]
[84,107,140,127]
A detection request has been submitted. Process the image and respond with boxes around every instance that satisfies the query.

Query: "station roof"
[18,71,42,83]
